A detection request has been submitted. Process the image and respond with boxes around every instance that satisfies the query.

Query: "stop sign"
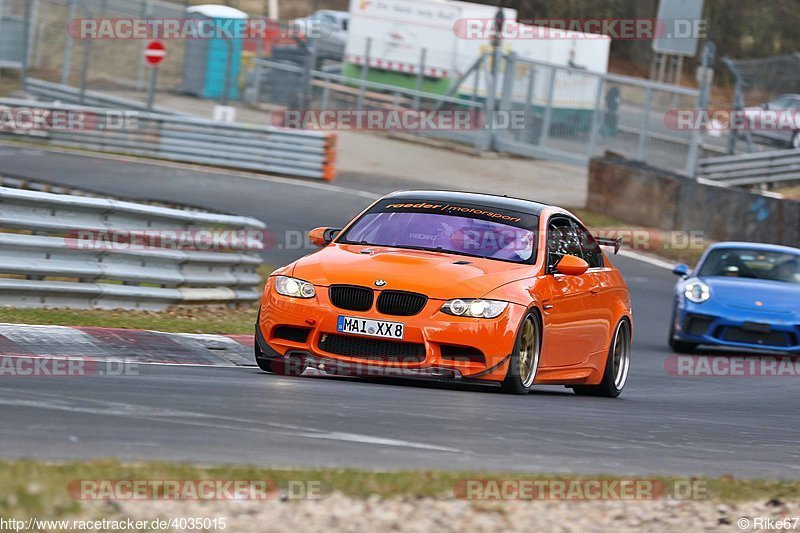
[144,41,166,66]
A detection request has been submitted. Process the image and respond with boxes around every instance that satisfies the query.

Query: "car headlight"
[684,281,710,303]
[441,299,508,319]
[274,276,316,299]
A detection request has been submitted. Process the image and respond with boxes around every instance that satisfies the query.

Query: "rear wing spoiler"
[595,237,623,255]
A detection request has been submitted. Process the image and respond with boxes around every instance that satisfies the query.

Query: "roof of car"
[384,190,552,216]
[708,241,800,255]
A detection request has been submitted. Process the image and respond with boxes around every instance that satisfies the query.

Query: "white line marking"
[0,390,460,453]
[293,431,461,452]
[619,249,674,270]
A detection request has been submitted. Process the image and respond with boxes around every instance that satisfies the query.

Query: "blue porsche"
[670,242,800,354]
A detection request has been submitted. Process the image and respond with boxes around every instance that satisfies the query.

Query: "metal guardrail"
[698,149,800,187]
[25,78,179,115]
[0,186,266,310]
[0,98,338,181]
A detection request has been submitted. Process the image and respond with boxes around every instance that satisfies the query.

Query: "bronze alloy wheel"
[519,317,540,388]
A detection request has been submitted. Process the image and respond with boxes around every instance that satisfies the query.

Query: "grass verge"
[1,460,799,520]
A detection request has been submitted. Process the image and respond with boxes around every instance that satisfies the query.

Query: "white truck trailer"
[344,0,611,124]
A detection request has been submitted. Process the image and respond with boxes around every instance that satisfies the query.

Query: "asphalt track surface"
[0,145,799,479]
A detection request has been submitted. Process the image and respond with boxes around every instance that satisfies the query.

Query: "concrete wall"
[588,155,800,247]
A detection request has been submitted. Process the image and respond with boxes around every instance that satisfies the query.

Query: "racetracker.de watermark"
[453,18,706,40]
[67,229,267,253]
[272,110,527,132]
[665,109,800,131]
[67,479,323,501]
[0,109,138,132]
[454,479,708,500]
[0,356,138,377]
[666,356,800,377]
[69,227,707,254]
[68,18,320,40]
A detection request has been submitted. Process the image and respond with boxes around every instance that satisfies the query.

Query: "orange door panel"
[583,270,616,356]
[542,273,597,367]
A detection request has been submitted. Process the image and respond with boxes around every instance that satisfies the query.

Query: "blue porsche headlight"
[684,281,711,303]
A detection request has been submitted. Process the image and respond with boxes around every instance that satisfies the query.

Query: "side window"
[575,223,604,268]
[547,218,582,272]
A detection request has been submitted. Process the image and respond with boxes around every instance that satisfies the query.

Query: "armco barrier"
[25,78,179,115]
[0,98,338,181]
[0,186,266,310]
[588,155,800,247]
[698,149,800,187]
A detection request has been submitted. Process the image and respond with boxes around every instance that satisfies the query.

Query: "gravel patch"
[91,494,800,532]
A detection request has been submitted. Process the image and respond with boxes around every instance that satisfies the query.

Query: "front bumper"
[257,278,524,381]
[673,302,800,353]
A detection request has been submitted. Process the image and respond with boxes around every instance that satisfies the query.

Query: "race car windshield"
[698,249,800,284]
[339,202,537,264]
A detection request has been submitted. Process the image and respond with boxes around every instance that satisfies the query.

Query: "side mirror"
[309,227,341,247]
[555,254,589,276]
[672,263,691,277]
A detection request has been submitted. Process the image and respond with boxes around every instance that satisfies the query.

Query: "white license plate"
[336,315,404,339]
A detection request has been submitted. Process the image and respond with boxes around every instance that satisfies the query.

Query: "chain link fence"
[249,47,706,175]
[1,1,716,177]
[491,54,701,172]
[0,0,190,93]
[723,53,800,154]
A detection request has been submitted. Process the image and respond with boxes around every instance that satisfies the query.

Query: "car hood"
[700,277,800,314]
[291,244,533,300]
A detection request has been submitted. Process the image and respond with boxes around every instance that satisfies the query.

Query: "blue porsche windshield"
[698,248,800,284]
[339,200,538,264]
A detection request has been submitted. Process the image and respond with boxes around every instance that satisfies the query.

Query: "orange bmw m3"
[256,191,632,397]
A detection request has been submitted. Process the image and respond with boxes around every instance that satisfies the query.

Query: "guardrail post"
[321,77,330,110]
[356,37,371,110]
[498,52,516,142]
[412,48,427,111]
[635,86,653,161]
[252,61,264,105]
[300,47,316,113]
[686,42,716,177]
[20,0,32,90]
[472,54,484,101]
[539,65,557,148]
[61,0,78,85]
[478,48,503,153]
[586,76,605,157]
[221,37,234,106]
[79,38,91,104]
[136,0,153,91]
[520,67,536,142]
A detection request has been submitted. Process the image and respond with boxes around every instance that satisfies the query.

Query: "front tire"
[254,322,275,373]
[574,319,631,398]
[255,352,275,373]
[501,312,541,395]
[668,309,697,354]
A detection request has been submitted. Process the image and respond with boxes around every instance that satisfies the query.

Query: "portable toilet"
[181,4,249,100]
